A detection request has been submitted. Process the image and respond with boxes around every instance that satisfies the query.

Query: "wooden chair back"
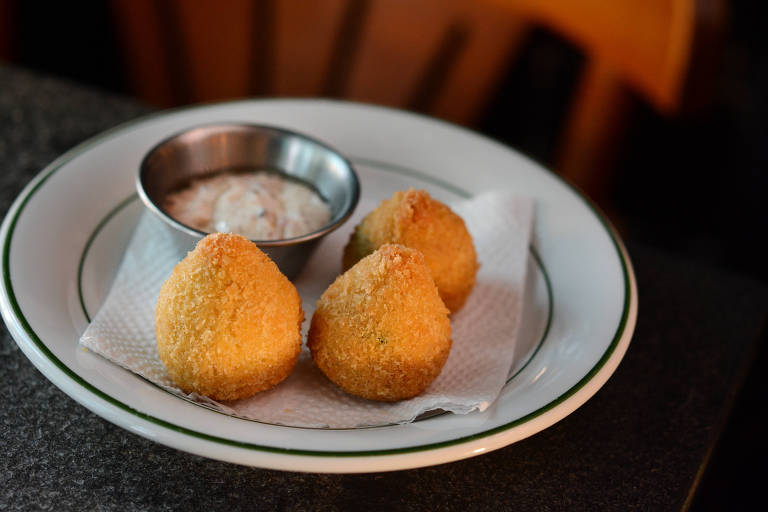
[110,0,723,203]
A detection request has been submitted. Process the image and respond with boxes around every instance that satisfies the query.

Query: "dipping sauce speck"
[163,171,332,240]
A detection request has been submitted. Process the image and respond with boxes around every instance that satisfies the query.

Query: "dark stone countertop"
[2,65,767,511]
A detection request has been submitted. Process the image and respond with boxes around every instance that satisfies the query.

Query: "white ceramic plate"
[0,100,637,473]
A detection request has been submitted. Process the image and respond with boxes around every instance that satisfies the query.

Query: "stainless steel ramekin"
[137,123,360,279]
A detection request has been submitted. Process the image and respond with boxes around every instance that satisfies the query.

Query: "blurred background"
[1,0,765,507]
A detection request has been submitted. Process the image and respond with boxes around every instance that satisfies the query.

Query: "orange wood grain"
[343,0,526,126]
[112,0,176,107]
[344,0,460,106]
[555,57,631,198]
[172,0,253,101]
[272,0,348,97]
[109,0,715,203]
[429,3,528,125]
[493,0,696,113]
[486,0,702,204]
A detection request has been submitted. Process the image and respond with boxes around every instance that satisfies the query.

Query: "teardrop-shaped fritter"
[309,244,451,401]
[342,189,478,313]
[155,233,303,400]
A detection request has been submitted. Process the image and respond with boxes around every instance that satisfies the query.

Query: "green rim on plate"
[1,99,632,458]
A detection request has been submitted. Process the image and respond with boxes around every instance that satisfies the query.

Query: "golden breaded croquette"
[309,244,451,401]
[155,233,303,400]
[342,189,478,313]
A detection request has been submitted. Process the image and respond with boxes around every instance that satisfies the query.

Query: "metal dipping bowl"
[137,123,360,279]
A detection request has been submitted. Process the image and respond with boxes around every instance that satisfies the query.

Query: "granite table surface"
[2,65,767,511]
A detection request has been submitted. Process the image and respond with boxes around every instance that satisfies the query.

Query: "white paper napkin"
[80,191,534,428]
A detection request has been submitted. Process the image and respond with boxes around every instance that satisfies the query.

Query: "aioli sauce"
[163,171,332,240]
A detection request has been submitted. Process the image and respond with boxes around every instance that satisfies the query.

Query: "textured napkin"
[80,191,533,428]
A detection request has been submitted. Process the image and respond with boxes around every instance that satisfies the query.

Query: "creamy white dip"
[164,171,332,240]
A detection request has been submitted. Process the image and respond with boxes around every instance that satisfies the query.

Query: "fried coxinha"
[153,189,476,403]
[155,233,303,401]
[342,189,478,313]
[309,244,452,401]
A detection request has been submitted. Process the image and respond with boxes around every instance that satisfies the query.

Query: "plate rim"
[0,98,637,468]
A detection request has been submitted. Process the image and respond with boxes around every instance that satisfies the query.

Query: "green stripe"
[2,100,633,458]
[506,247,553,384]
[77,194,139,323]
[350,157,471,199]
[74,164,553,430]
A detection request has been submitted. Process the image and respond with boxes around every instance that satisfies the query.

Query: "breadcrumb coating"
[155,233,303,400]
[342,189,478,312]
[309,244,451,401]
